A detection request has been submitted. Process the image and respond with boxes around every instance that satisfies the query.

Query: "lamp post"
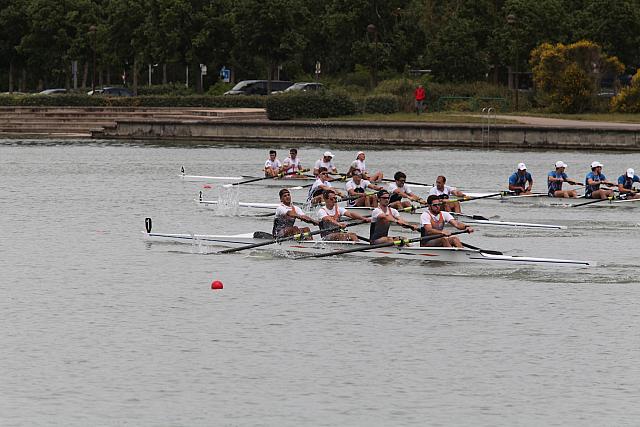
[89,25,97,94]
[506,14,519,111]
[367,24,378,87]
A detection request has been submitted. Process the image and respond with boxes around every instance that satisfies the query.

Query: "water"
[2,139,640,426]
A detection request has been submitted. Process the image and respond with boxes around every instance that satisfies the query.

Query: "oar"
[460,242,503,255]
[571,195,616,207]
[451,212,490,221]
[460,191,515,202]
[380,177,432,187]
[298,229,471,259]
[223,169,310,188]
[217,218,368,254]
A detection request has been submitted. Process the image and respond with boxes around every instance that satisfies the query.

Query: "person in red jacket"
[414,84,426,115]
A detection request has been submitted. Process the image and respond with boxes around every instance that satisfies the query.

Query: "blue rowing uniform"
[508,171,532,194]
[585,171,606,198]
[547,171,568,196]
[618,174,640,189]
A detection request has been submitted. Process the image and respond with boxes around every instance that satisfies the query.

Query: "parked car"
[38,88,67,95]
[283,82,324,93]
[87,87,133,96]
[224,80,293,95]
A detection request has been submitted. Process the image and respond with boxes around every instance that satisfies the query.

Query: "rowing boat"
[179,171,316,186]
[142,230,591,267]
[463,192,640,207]
[195,198,567,230]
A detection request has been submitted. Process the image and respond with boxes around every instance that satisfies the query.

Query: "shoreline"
[1,106,639,151]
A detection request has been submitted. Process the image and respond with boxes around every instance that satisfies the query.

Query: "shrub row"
[0,94,266,108]
[265,92,357,120]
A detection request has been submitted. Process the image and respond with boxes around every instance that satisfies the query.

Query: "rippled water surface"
[2,139,640,426]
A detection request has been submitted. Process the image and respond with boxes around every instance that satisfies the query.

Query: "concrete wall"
[97,119,640,151]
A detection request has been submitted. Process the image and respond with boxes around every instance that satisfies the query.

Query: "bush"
[611,69,640,113]
[0,94,266,108]
[137,83,195,96]
[363,94,400,114]
[265,91,357,120]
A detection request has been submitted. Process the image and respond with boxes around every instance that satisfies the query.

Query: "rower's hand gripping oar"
[223,169,310,188]
[298,229,471,259]
[217,218,369,254]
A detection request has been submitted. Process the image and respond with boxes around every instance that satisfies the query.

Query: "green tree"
[232,0,310,90]
[530,40,625,112]
[0,0,29,91]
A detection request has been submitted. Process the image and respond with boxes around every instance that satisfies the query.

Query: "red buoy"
[211,280,223,290]
[203,184,212,189]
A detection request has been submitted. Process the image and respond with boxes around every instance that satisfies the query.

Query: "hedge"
[0,94,266,108]
[265,91,357,120]
[363,94,400,114]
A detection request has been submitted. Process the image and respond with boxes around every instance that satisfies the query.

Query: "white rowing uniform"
[314,159,336,172]
[387,181,414,195]
[387,181,414,203]
[307,178,332,200]
[265,158,282,173]
[282,156,302,175]
[369,205,400,241]
[429,185,456,197]
[420,210,454,230]
[350,159,366,174]
[317,205,347,239]
[345,178,371,206]
[272,203,306,237]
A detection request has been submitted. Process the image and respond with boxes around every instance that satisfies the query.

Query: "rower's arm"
[449,219,473,233]
[345,211,371,222]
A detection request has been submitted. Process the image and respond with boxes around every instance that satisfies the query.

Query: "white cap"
[555,161,567,168]
[323,151,334,158]
[627,168,635,178]
[517,162,527,170]
[591,161,603,168]
[356,151,365,157]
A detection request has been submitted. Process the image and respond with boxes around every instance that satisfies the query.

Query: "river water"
[2,139,639,426]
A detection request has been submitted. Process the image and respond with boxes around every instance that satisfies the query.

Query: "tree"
[530,40,625,112]
[232,0,310,90]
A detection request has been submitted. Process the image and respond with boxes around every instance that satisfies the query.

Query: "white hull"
[143,231,591,267]
[464,192,640,207]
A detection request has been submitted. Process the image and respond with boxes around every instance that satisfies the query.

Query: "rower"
[428,175,466,213]
[617,168,640,199]
[345,169,383,207]
[347,151,383,182]
[369,189,419,244]
[387,171,426,209]
[547,160,578,198]
[282,148,304,176]
[420,195,473,248]
[585,161,615,199]
[273,189,318,238]
[264,150,282,177]
[508,163,533,195]
[313,151,338,176]
[307,167,344,204]
[317,190,371,241]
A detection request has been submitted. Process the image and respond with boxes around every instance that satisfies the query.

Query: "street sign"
[200,64,207,75]
[220,67,230,83]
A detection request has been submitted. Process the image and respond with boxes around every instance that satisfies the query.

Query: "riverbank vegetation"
[0,0,639,115]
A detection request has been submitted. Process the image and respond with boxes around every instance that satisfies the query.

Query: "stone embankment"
[0,106,266,138]
[2,106,640,151]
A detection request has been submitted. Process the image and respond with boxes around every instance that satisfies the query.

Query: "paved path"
[489,114,640,130]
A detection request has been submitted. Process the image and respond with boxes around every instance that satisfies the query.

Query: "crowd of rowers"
[264,149,640,247]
